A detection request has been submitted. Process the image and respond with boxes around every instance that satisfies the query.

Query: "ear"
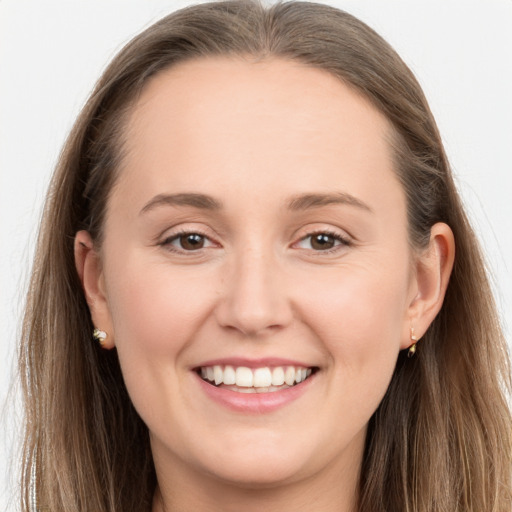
[74,230,115,349]
[401,222,455,349]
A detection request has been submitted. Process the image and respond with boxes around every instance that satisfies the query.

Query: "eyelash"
[294,229,352,254]
[158,228,352,254]
[159,229,215,254]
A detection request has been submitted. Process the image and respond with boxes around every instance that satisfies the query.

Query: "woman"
[18,1,511,511]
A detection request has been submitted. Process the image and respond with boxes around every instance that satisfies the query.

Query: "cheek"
[298,258,409,394]
[302,262,409,346]
[101,255,220,426]
[106,257,215,351]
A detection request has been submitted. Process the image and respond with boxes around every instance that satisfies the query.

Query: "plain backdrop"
[1,1,511,510]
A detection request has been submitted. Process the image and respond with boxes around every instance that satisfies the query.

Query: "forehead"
[126,56,392,149]
[113,57,401,215]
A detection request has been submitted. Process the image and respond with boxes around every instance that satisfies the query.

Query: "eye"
[295,231,350,251]
[161,231,215,252]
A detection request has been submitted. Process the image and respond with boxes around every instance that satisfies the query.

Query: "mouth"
[195,364,318,393]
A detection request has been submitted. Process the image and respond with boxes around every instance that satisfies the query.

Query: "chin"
[190,434,323,489]
[204,459,306,490]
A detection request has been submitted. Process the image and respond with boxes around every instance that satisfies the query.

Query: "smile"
[198,365,315,393]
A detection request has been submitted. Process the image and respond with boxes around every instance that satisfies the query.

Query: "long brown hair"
[19,1,511,511]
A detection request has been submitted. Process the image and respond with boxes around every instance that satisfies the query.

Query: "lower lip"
[195,372,316,413]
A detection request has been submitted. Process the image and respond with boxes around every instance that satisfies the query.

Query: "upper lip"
[193,357,317,369]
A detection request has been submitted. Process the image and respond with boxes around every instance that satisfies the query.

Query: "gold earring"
[93,328,108,347]
[408,327,418,358]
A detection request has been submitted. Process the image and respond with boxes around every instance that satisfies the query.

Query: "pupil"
[181,234,204,250]
[312,234,334,250]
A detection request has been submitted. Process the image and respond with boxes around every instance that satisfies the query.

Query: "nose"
[215,247,293,337]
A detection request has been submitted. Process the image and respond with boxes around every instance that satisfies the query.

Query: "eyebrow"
[287,192,373,213]
[139,191,372,215]
[140,193,222,215]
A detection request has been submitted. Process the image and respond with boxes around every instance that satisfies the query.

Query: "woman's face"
[88,58,422,490]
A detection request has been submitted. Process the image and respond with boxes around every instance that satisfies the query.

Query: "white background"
[1,1,511,510]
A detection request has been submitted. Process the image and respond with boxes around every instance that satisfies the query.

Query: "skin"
[75,58,454,512]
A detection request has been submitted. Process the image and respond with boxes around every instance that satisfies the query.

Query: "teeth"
[214,365,223,385]
[271,367,285,386]
[285,366,295,386]
[235,367,253,387]
[236,387,254,393]
[223,365,236,385]
[253,367,272,387]
[199,364,314,390]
